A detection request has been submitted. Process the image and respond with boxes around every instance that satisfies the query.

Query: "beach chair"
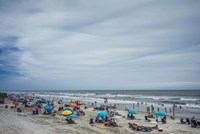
[142,127,152,132]
[191,120,197,128]
[145,116,151,122]
[161,118,166,124]
[128,123,136,131]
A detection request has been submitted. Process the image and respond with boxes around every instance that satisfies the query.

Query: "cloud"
[0,0,200,90]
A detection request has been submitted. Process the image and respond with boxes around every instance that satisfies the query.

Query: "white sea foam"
[185,104,200,108]
[180,98,199,101]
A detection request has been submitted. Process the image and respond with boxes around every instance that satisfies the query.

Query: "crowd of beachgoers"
[0,93,199,134]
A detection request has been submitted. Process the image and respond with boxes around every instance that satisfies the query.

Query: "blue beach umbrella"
[155,111,167,116]
[69,114,78,118]
[44,105,54,111]
[128,109,138,114]
[97,111,108,118]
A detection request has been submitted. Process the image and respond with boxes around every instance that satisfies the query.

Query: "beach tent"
[44,105,54,111]
[97,111,108,118]
[155,112,167,116]
[128,109,138,114]
[62,110,72,116]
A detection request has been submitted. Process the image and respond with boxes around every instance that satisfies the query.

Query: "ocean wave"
[180,98,200,101]
[185,104,200,108]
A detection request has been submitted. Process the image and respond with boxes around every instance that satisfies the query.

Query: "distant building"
[0,93,7,104]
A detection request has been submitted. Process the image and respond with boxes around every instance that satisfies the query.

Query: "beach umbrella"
[69,114,78,118]
[70,103,77,107]
[44,105,54,111]
[155,112,167,116]
[62,110,72,116]
[128,109,138,114]
[35,99,43,103]
[97,111,108,118]
[46,99,51,103]
[64,107,74,113]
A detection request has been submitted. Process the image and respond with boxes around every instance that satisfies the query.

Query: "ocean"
[3,90,200,118]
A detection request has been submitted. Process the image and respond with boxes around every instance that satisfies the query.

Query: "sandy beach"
[0,98,199,134]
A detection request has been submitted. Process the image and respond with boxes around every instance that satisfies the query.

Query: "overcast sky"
[0,0,200,90]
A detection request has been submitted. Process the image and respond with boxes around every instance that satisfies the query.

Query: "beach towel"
[95,124,110,129]
[95,123,122,128]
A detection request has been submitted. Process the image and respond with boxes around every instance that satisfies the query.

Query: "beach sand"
[0,99,199,134]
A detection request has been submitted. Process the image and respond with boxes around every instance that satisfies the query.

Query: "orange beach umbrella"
[70,103,77,107]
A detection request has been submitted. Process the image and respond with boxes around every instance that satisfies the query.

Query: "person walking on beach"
[173,104,176,116]
[147,106,150,114]
[165,107,167,113]
[151,105,154,113]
